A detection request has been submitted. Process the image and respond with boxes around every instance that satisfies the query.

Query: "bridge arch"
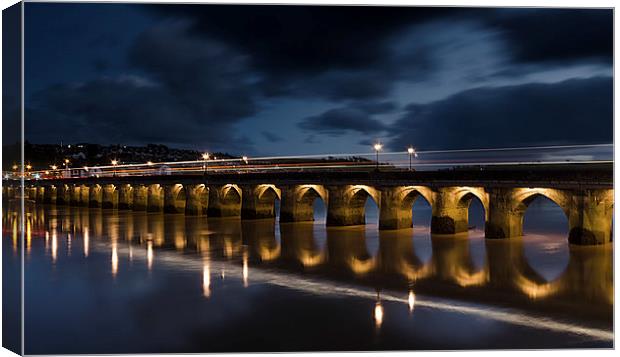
[455,187,489,232]
[221,184,241,204]
[399,186,434,211]
[102,184,119,209]
[208,184,242,217]
[164,184,187,214]
[280,185,328,222]
[513,188,571,218]
[147,184,164,212]
[513,188,571,241]
[185,184,209,215]
[241,184,282,219]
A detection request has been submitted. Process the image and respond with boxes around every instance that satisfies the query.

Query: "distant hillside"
[4,142,236,170]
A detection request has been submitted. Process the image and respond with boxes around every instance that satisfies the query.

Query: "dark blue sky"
[21,3,613,156]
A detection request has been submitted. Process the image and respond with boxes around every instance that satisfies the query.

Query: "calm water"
[3,197,613,353]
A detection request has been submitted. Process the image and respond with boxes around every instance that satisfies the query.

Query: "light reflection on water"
[2,199,614,353]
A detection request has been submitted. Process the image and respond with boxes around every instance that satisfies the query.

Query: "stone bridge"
[3,166,614,245]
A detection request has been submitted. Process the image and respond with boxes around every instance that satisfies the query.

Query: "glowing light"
[44,171,50,174]
[83,166,89,171]
[408,290,416,314]
[64,159,70,164]
[373,143,383,151]
[111,160,118,166]
[407,147,414,154]
[374,301,384,328]
[242,250,249,287]
[146,161,153,166]
[83,227,89,257]
[203,261,211,298]
[147,241,154,270]
[12,165,17,170]
[242,156,248,163]
[111,243,119,277]
[51,231,58,262]
[202,153,210,160]
[51,165,57,170]
[26,219,32,254]
[26,164,32,170]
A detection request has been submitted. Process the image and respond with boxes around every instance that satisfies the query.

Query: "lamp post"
[241,156,249,173]
[64,159,70,177]
[407,147,417,171]
[111,160,118,177]
[373,143,383,170]
[202,153,209,175]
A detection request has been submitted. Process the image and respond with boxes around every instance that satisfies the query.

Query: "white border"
[0,1,616,357]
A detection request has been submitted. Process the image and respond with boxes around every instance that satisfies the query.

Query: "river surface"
[2,198,613,353]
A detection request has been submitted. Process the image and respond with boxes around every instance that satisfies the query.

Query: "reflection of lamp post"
[373,143,383,170]
[111,160,118,177]
[408,289,416,314]
[202,153,209,175]
[374,290,383,329]
[407,146,417,171]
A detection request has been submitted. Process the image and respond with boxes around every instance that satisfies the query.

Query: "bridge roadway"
[4,164,614,245]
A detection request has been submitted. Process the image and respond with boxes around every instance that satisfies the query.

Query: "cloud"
[387,77,612,150]
[25,21,259,151]
[482,9,612,65]
[261,131,284,143]
[298,104,391,136]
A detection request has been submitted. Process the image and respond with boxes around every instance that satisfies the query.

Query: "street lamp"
[202,153,209,175]
[407,146,417,171]
[111,159,118,177]
[373,143,383,170]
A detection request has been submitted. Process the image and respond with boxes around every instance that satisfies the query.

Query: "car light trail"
[8,143,612,180]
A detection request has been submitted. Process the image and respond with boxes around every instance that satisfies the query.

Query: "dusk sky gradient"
[17,3,613,156]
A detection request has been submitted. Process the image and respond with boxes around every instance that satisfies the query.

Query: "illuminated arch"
[221,184,242,205]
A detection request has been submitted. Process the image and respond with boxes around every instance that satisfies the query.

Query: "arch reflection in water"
[83,226,89,257]
[203,258,211,298]
[11,205,613,325]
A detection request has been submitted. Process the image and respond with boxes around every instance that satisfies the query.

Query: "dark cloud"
[26,21,258,151]
[387,77,612,150]
[261,131,284,143]
[150,5,449,75]
[26,74,255,151]
[299,104,390,136]
[482,9,612,65]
